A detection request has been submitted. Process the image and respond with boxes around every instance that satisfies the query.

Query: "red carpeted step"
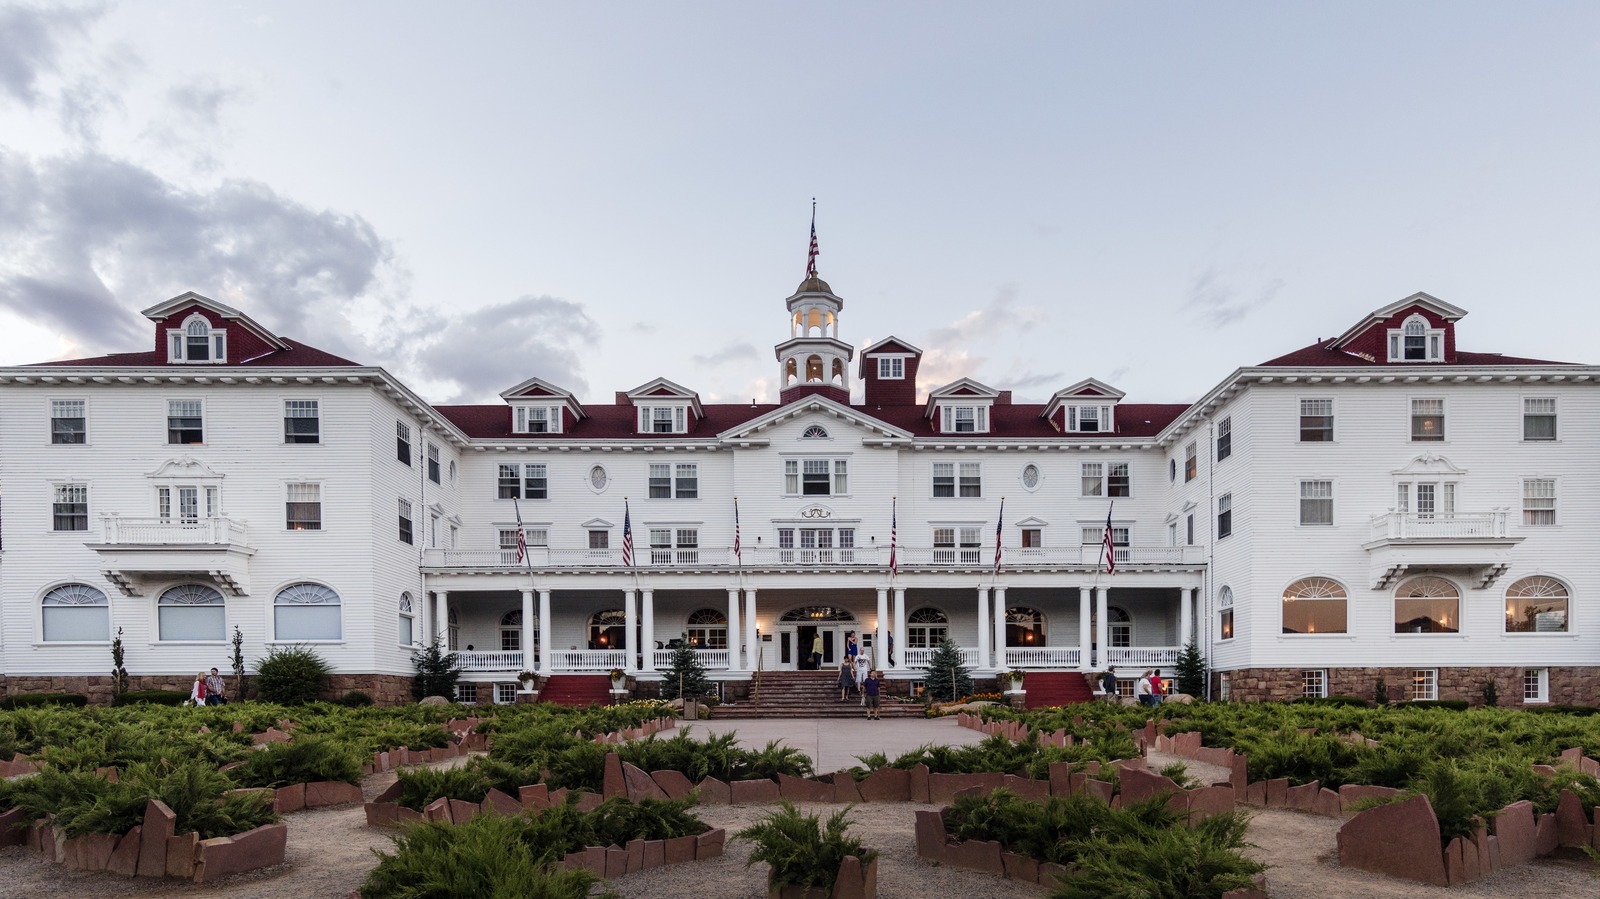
[538,675,614,708]
[1021,672,1096,709]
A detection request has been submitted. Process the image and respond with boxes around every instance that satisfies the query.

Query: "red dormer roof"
[32,339,361,368]
[1259,340,1572,368]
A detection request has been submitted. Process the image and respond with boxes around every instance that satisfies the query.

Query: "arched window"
[779,606,856,623]
[906,607,948,649]
[274,582,341,641]
[686,608,728,649]
[41,584,109,642]
[1394,576,1460,634]
[158,584,226,641]
[1218,587,1235,640]
[589,609,627,649]
[1106,607,1129,647]
[785,358,798,385]
[831,358,846,385]
[802,425,829,439]
[1506,576,1569,633]
[1282,577,1347,634]
[501,609,528,651]
[398,592,415,647]
[805,354,824,382]
[1006,607,1046,647]
[447,607,459,650]
[185,316,212,361]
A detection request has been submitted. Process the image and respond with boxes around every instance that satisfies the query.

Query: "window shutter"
[549,408,562,434]
[1101,406,1112,432]
[976,406,988,433]
[637,406,649,433]
[1067,406,1078,431]
[514,406,527,433]
[674,406,686,433]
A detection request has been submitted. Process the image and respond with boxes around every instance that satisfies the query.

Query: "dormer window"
[514,405,562,434]
[877,357,905,379]
[940,404,989,434]
[168,315,227,364]
[1387,314,1444,362]
[639,405,687,434]
[1067,405,1113,433]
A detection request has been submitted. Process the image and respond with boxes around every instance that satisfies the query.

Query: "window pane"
[1523,478,1556,525]
[1411,399,1444,441]
[1081,463,1102,496]
[1282,598,1347,634]
[1299,481,1333,525]
[1299,399,1333,441]
[160,605,226,641]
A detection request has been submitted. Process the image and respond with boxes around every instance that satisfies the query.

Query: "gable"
[719,394,913,443]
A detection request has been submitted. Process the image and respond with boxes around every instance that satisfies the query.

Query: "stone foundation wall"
[0,672,416,707]
[1217,666,1600,706]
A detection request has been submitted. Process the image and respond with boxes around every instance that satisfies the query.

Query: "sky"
[1,2,1598,409]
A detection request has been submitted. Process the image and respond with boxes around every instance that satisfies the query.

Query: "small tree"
[255,645,332,705]
[1174,640,1207,697]
[1481,679,1499,708]
[110,627,130,698]
[1374,677,1390,705]
[411,639,462,701]
[231,627,247,699]
[660,634,714,700]
[923,637,973,703]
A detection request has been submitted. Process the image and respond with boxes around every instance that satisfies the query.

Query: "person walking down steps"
[837,658,856,701]
[863,670,882,720]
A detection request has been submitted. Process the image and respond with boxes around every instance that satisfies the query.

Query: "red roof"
[32,339,363,368]
[1259,341,1574,368]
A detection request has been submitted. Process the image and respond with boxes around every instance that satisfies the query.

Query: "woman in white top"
[855,655,871,703]
[1133,670,1153,706]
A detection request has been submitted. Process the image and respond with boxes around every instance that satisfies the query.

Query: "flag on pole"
[806,199,819,277]
[994,497,1005,575]
[512,497,528,565]
[1101,502,1117,575]
[888,497,898,575]
[621,499,635,568]
[733,497,742,564]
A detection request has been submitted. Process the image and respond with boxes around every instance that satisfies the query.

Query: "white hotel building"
[0,278,1594,706]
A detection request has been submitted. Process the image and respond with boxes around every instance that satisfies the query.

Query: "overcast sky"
[2,3,1598,407]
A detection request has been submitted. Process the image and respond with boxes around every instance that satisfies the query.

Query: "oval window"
[1169,459,1177,482]
[589,465,609,490]
[1022,464,1040,489]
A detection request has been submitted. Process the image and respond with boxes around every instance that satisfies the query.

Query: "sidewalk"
[688,715,990,773]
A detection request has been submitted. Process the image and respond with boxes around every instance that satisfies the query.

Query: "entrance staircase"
[538,675,614,707]
[711,671,924,719]
[1021,672,1095,708]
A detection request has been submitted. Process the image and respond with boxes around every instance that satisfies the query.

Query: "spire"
[806,198,819,277]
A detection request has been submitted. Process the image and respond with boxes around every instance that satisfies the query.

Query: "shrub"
[1406,700,1469,711]
[1051,803,1264,898]
[253,645,331,705]
[112,689,189,707]
[0,692,88,710]
[1297,694,1368,707]
[230,734,363,788]
[737,800,876,892]
[338,690,374,707]
[945,788,1111,865]
[1482,680,1499,708]
[412,640,463,701]
[361,814,598,899]
[1374,677,1390,705]
[395,764,494,810]
[5,759,277,839]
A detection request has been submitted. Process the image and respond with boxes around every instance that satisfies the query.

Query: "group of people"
[833,633,884,720]
[188,667,230,706]
[1097,665,1169,706]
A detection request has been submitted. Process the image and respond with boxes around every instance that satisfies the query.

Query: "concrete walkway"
[687,715,990,773]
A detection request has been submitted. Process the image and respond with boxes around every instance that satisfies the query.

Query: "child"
[863,670,881,720]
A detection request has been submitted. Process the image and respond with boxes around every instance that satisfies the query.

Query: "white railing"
[901,646,981,669]
[99,515,248,546]
[1369,512,1510,541]
[1106,646,1181,667]
[650,648,731,670]
[456,650,525,672]
[550,649,626,672]
[425,543,1204,570]
[1003,647,1082,668]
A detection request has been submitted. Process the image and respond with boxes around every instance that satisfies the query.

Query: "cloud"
[410,295,600,403]
[1186,268,1285,328]
[995,370,1065,396]
[0,4,102,107]
[915,285,1050,396]
[692,341,758,366]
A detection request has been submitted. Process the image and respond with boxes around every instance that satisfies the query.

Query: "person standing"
[886,632,895,667]
[1101,666,1119,704]
[863,670,882,720]
[204,667,228,705]
[855,654,870,704]
[845,632,859,665]
[810,633,823,671]
[836,658,855,701]
[188,672,208,706]
[1149,669,1166,705]
[1134,669,1154,707]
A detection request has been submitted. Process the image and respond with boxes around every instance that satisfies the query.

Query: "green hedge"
[112,689,190,707]
[0,692,88,710]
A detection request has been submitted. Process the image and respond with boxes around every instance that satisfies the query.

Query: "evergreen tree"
[1174,640,1207,697]
[660,634,714,700]
[923,637,973,703]
[411,640,463,701]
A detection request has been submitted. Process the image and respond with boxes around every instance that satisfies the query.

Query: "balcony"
[88,515,255,597]
[650,648,732,670]
[423,543,1205,573]
[457,650,526,672]
[1105,646,1181,668]
[1364,512,1523,589]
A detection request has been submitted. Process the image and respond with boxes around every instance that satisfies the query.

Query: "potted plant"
[1001,669,1026,693]
[515,671,537,692]
[609,668,627,690]
[737,801,877,899]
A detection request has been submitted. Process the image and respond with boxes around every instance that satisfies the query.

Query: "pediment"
[580,518,614,529]
[147,456,224,480]
[718,394,913,442]
[1015,516,1049,528]
[927,377,1000,399]
[1393,454,1468,476]
[624,377,704,416]
[861,336,923,357]
[1330,292,1467,349]
[139,292,288,350]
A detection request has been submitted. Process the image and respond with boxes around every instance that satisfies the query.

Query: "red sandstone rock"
[0,807,28,849]
[519,783,550,810]
[480,788,520,817]
[1083,779,1113,804]
[696,828,726,858]
[698,777,731,805]
[1338,784,1402,806]
[71,832,116,871]
[573,791,602,812]
[396,806,424,825]
[1264,778,1289,808]
[1047,762,1075,797]
[1336,794,1448,887]
[106,825,142,876]
[193,823,288,883]
[137,799,175,878]
[274,783,306,813]
[664,834,697,864]
[562,846,605,876]
[1000,775,1049,802]
[857,767,910,802]
[1119,766,1183,804]
[365,802,399,828]
[1188,786,1235,823]
[1243,782,1266,807]
[642,838,665,869]
[914,810,945,859]
[624,762,668,802]
[831,772,863,803]
[306,781,363,807]
[651,769,696,800]
[928,772,1004,805]
[1556,790,1591,847]
[1494,800,1538,867]
[604,846,628,879]
[423,796,452,823]
[731,778,781,805]
[625,838,645,873]
[1536,812,1559,855]
[832,854,876,899]
[1002,850,1039,883]
[779,774,835,803]
[1039,862,1069,889]
[165,832,198,878]
[909,763,931,803]
[1313,787,1343,818]
[1285,781,1320,811]
[944,837,1005,874]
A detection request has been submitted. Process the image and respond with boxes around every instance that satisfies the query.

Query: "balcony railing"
[457,650,526,672]
[901,646,982,669]
[650,648,731,670]
[98,515,248,546]
[1003,647,1082,668]
[1369,512,1511,541]
[1106,646,1181,667]
[549,649,626,672]
[425,543,1204,571]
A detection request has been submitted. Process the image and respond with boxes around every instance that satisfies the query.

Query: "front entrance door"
[776,606,859,671]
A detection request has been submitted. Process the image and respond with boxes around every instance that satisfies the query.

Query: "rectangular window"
[396,422,412,465]
[1216,416,1232,461]
[1184,442,1198,482]
[286,483,322,530]
[1302,669,1327,699]
[1523,668,1548,703]
[1217,493,1233,539]
[1299,399,1333,442]
[1108,462,1130,497]
[427,443,440,484]
[932,527,982,564]
[51,400,86,444]
[1081,463,1103,497]
[498,464,521,499]
[1411,398,1444,441]
[1409,669,1438,702]
[947,406,987,433]
[1021,528,1042,548]
[1068,405,1107,433]
[52,483,88,531]
[1522,478,1556,525]
[495,683,517,704]
[877,357,904,379]
[1186,514,1195,545]
[959,462,981,498]
[284,400,320,444]
[648,464,697,499]
[455,682,478,703]
[523,463,548,500]
[167,399,204,444]
[517,406,555,433]
[932,462,955,497]
[398,499,413,544]
[498,527,547,561]
[802,459,831,495]
[1300,480,1333,526]
[588,530,609,550]
[1081,526,1130,561]
[649,463,672,498]
[1219,608,1234,640]
[648,528,698,564]
[834,459,848,494]
[1523,398,1557,441]
[646,406,685,434]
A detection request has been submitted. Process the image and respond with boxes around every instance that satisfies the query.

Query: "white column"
[641,590,656,672]
[1179,587,1195,649]
[726,588,743,670]
[744,588,758,672]
[520,589,535,675]
[992,586,1008,670]
[975,587,991,670]
[875,588,889,670]
[1078,587,1093,671]
[892,587,908,671]
[1095,587,1110,670]
[623,589,638,673]
[434,591,449,648]
[537,589,553,675]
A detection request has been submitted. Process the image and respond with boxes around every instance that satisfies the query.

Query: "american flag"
[888,497,898,575]
[1101,502,1117,575]
[732,497,742,564]
[994,497,1005,575]
[513,498,528,565]
[621,499,634,568]
[806,200,819,276]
